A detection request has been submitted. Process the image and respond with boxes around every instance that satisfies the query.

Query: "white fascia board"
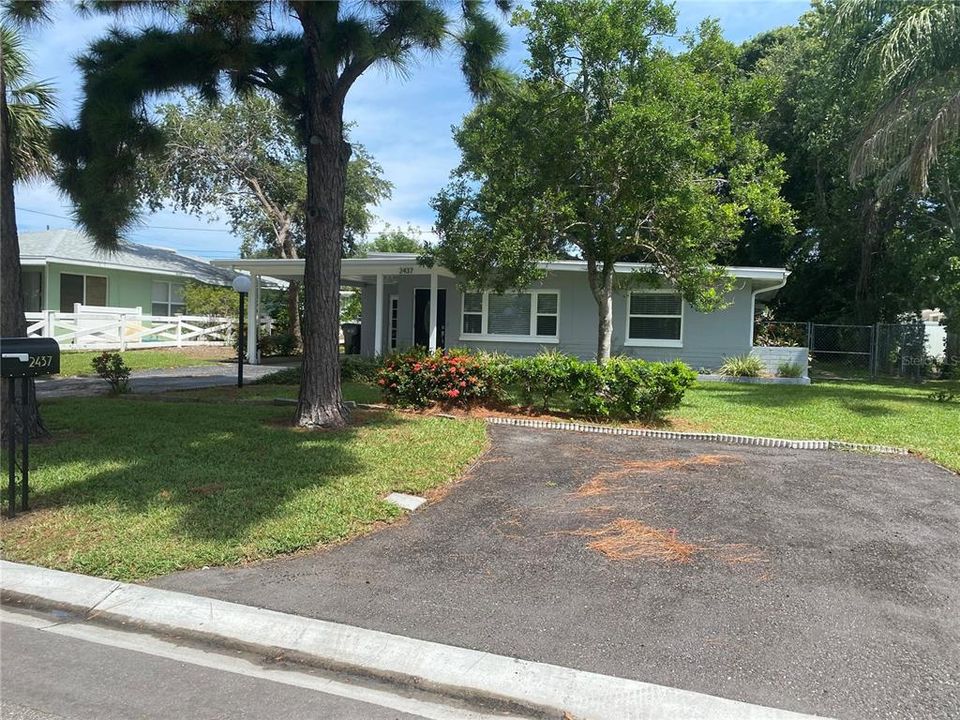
[537,259,789,281]
[28,255,230,282]
[213,257,456,281]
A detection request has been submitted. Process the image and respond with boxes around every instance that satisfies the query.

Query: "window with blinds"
[461,291,559,340]
[627,292,682,344]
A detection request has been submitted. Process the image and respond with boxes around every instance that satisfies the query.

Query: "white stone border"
[485,416,909,456]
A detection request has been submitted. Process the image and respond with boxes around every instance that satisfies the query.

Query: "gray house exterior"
[214,253,790,372]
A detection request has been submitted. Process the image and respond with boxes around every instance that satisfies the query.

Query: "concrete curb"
[485,416,909,456]
[1,561,831,720]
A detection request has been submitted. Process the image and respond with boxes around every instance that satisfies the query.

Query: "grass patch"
[673,380,960,472]
[1,395,486,581]
[166,381,382,405]
[57,348,229,377]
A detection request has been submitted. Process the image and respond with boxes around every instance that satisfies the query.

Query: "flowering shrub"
[375,348,695,421]
[91,352,131,394]
[376,349,494,408]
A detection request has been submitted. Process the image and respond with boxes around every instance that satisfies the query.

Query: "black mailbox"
[1,337,60,378]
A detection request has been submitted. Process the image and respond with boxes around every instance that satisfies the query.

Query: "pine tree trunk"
[587,257,615,364]
[294,10,349,428]
[0,66,45,439]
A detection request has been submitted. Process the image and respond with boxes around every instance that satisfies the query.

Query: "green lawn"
[163,381,383,405]
[0,391,486,581]
[673,380,960,472]
[57,348,229,377]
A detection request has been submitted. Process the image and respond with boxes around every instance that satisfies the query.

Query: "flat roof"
[212,254,789,286]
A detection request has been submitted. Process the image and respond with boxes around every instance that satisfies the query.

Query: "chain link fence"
[755,320,941,379]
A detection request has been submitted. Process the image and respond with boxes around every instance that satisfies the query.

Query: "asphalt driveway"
[35,364,288,398]
[154,425,960,720]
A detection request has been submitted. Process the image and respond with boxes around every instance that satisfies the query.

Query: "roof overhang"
[211,256,789,292]
[212,255,456,284]
[21,254,236,284]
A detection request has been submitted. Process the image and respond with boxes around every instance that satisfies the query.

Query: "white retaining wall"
[750,346,809,378]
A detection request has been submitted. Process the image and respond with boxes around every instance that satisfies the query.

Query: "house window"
[462,292,484,335]
[22,269,43,312]
[626,291,683,346]
[389,295,399,350]
[460,290,559,342]
[60,273,107,312]
[152,281,186,316]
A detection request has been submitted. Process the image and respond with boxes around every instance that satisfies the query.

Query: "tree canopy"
[430,0,793,360]
[145,93,392,258]
[732,1,959,328]
[54,0,511,428]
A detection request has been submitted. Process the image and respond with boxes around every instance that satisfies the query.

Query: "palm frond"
[7,77,55,180]
[2,23,56,181]
[839,0,960,194]
[907,87,960,193]
[850,69,960,194]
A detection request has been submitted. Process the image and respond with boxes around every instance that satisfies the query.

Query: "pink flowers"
[447,389,460,398]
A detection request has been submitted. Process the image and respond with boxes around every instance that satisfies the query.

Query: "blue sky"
[14,0,810,260]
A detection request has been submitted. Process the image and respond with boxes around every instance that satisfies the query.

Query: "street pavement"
[155,425,960,720]
[35,363,290,398]
[0,612,522,720]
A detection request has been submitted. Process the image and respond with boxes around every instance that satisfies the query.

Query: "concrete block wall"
[750,346,809,377]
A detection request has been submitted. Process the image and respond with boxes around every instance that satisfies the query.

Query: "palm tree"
[840,0,960,196]
[1,10,56,438]
[55,0,511,429]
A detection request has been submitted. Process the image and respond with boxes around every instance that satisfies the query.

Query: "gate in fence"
[756,320,936,379]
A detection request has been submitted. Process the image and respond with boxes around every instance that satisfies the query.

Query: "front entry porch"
[212,253,456,363]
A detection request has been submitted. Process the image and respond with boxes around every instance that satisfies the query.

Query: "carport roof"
[212,253,790,291]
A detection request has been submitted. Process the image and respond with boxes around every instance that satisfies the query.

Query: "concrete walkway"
[36,364,292,398]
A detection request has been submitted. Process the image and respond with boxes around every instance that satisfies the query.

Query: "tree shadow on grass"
[23,399,407,547]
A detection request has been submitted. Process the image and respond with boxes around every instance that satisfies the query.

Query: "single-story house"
[19,228,238,315]
[213,253,794,372]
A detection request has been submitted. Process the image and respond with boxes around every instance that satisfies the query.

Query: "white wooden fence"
[25,306,274,350]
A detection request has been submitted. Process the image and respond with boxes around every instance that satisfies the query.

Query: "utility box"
[1,337,60,378]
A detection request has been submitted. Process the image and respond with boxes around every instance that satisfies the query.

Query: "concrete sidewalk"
[1,561,829,720]
[36,363,291,398]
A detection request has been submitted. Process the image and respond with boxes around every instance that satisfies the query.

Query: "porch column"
[374,273,384,356]
[246,274,259,365]
[428,271,438,352]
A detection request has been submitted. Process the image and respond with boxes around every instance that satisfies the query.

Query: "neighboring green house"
[20,229,236,315]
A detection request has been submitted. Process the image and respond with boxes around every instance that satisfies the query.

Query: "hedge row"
[377,349,695,422]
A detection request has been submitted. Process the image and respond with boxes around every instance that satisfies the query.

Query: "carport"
[212,253,454,362]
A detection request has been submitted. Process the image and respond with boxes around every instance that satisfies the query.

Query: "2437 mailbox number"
[29,355,54,369]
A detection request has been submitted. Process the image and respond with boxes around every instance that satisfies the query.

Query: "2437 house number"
[29,355,54,368]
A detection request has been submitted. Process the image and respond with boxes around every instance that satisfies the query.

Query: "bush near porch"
[375,349,697,422]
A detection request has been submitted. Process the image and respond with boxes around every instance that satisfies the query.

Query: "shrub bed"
[376,349,695,422]
[377,349,495,408]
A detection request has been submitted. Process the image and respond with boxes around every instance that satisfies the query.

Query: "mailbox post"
[1,337,60,518]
